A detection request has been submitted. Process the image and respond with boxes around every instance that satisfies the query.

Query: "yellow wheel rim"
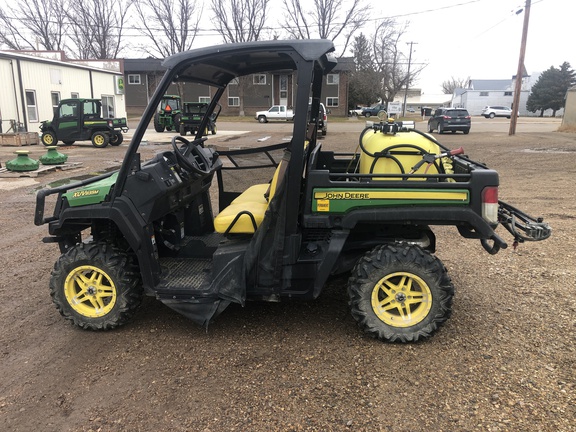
[94,135,105,145]
[371,272,432,328]
[64,265,117,318]
[44,134,54,145]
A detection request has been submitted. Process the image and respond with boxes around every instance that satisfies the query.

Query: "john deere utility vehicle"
[34,40,550,342]
[40,98,128,148]
[153,95,182,132]
[177,102,221,136]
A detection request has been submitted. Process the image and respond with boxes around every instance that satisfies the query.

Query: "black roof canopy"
[162,39,337,87]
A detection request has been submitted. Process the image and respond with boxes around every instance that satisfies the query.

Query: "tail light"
[442,115,452,119]
[482,186,499,224]
[323,113,327,121]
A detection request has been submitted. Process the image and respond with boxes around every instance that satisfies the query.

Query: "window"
[228,97,240,107]
[50,68,61,85]
[128,74,141,85]
[84,100,99,117]
[51,92,60,110]
[59,101,78,118]
[504,91,512,96]
[480,91,489,96]
[199,97,210,103]
[71,92,79,98]
[253,74,266,85]
[102,95,114,118]
[25,90,38,122]
[326,97,339,107]
[327,74,339,85]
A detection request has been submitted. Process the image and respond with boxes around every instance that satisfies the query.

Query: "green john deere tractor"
[153,95,182,132]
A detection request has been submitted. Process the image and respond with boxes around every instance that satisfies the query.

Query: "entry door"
[279,75,288,106]
[56,100,82,141]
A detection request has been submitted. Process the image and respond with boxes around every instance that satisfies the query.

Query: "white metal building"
[0,51,126,134]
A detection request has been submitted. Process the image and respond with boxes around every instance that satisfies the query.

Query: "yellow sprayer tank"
[359,128,453,179]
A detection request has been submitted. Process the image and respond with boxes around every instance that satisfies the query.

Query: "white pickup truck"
[255,105,294,123]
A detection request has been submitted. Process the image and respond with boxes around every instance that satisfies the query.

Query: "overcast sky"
[1,0,572,95]
[370,0,576,93]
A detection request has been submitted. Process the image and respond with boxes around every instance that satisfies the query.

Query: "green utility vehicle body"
[177,102,221,136]
[40,98,128,148]
[153,95,182,132]
[34,40,550,342]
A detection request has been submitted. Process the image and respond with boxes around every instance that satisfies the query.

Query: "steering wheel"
[171,135,211,176]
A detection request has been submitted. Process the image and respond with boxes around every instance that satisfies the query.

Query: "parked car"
[318,103,328,135]
[427,108,471,134]
[255,105,294,122]
[481,106,517,119]
[348,106,364,116]
[361,103,387,117]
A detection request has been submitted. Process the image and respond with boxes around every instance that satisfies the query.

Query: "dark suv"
[427,108,471,134]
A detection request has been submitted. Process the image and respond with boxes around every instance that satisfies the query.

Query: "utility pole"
[509,0,531,135]
[402,41,417,118]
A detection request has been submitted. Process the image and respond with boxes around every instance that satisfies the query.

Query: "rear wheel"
[50,242,142,330]
[489,113,495,119]
[91,131,109,148]
[154,113,165,132]
[179,124,186,136]
[211,124,217,135]
[41,131,57,146]
[109,133,123,146]
[348,244,454,342]
[463,128,470,135]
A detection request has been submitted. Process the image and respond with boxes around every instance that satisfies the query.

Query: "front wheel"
[50,242,142,330]
[258,115,267,123]
[91,131,109,148]
[348,244,454,343]
[427,123,434,133]
[211,124,217,135]
[41,131,57,146]
[489,113,495,119]
[437,123,444,134]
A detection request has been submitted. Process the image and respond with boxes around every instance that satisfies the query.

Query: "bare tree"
[371,19,425,105]
[211,0,271,116]
[133,0,203,58]
[211,0,270,43]
[67,0,132,59]
[0,0,67,51]
[282,0,370,57]
[441,76,470,94]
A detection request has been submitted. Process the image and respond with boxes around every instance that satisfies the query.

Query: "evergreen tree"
[527,62,576,117]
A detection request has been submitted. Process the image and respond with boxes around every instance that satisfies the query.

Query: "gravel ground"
[0,118,574,431]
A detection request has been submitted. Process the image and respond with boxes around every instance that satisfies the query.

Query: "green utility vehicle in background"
[34,40,550,342]
[153,95,182,132]
[40,98,128,148]
[177,102,221,136]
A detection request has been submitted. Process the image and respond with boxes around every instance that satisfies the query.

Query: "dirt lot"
[0,118,574,431]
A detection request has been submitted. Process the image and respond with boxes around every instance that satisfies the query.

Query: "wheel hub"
[395,292,407,302]
[371,271,432,328]
[64,265,117,318]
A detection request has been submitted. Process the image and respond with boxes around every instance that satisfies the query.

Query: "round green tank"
[39,146,68,165]
[6,150,40,172]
